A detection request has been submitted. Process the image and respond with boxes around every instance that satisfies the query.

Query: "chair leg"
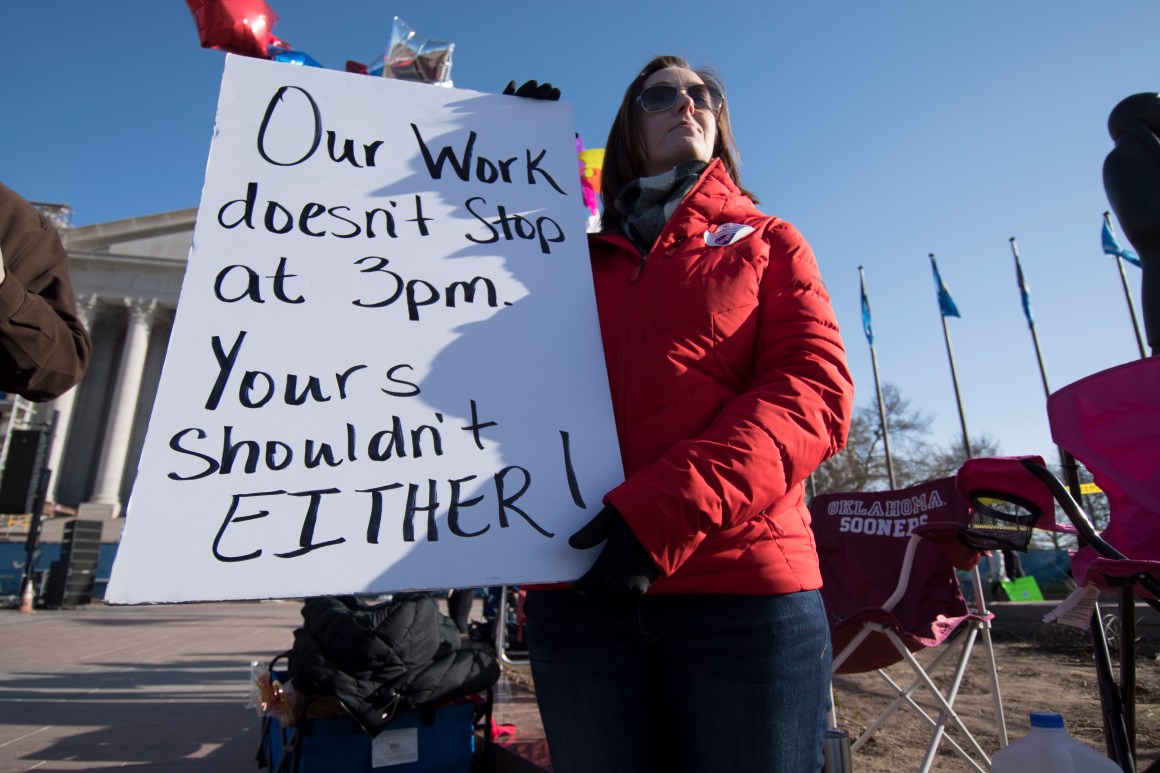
[970,564,1009,748]
[867,668,983,773]
[890,627,992,772]
[1120,585,1137,761]
[494,586,530,666]
[896,628,991,773]
[855,669,928,750]
[842,623,990,772]
[851,641,960,751]
[835,614,1007,773]
[831,627,881,749]
[977,613,1009,748]
[849,626,965,747]
[1091,604,1135,770]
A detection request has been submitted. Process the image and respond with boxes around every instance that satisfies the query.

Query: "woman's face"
[638,66,719,177]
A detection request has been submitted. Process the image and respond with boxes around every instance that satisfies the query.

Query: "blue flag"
[1102,221,1141,268]
[1014,252,1034,328]
[931,258,961,318]
[860,274,874,345]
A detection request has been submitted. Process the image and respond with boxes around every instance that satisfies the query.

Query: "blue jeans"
[524,590,832,773]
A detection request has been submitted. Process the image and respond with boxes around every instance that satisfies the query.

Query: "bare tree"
[922,433,1001,480]
[813,383,933,493]
[812,383,998,495]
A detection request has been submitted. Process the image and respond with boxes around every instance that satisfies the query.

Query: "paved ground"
[4,598,1153,771]
[0,601,547,772]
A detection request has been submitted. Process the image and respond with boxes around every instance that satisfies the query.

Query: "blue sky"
[2,1,1157,466]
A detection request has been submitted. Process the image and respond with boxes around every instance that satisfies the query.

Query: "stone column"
[87,299,156,517]
[48,295,99,503]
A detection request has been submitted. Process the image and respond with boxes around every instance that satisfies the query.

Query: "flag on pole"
[1102,220,1141,268]
[931,256,961,318]
[859,270,874,345]
[1013,249,1035,328]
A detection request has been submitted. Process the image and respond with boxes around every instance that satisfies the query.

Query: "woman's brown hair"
[600,55,755,233]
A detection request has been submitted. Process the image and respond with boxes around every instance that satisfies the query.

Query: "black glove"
[503,79,561,101]
[569,504,659,598]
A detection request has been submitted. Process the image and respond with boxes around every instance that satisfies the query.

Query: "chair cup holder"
[956,490,1038,552]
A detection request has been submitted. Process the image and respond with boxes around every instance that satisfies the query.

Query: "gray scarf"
[613,160,708,254]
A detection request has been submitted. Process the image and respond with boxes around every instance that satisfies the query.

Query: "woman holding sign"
[520,56,854,772]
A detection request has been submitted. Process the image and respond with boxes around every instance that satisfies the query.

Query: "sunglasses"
[636,83,724,113]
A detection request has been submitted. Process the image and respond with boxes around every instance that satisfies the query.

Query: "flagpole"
[1009,237,1083,499]
[1104,212,1148,359]
[860,266,896,489]
[1009,238,1051,396]
[930,253,972,459]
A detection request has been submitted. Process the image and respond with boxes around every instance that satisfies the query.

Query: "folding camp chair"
[493,586,530,666]
[957,356,1160,772]
[811,476,1008,772]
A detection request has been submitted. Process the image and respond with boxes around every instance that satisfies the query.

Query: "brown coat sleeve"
[0,181,92,401]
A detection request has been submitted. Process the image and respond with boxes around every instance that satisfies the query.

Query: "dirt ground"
[830,624,1159,772]
[506,623,1159,772]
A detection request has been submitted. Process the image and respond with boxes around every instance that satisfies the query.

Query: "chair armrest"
[879,535,922,613]
[913,523,984,571]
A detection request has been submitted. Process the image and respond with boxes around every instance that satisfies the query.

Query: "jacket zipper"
[615,233,684,420]
[615,245,645,426]
[609,171,700,425]
[630,255,646,282]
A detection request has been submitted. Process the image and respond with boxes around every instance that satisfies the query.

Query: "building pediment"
[64,208,198,258]
[62,208,198,305]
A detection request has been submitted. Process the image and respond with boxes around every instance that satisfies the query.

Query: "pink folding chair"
[1049,357,1160,594]
[956,355,1160,772]
[812,476,1008,772]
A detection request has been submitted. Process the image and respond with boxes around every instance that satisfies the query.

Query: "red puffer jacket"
[591,159,853,595]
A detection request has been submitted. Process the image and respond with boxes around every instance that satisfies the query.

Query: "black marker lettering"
[402,480,440,542]
[212,490,286,562]
[495,466,553,537]
[206,331,246,410]
[274,488,345,558]
[448,475,488,537]
[167,428,219,481]
[411,124,475,181]
[257,86,322,167]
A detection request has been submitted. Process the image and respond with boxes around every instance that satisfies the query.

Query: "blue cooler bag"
[261,701,477,772]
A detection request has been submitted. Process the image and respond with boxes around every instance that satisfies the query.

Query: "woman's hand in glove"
[568,504,659,598]
[503,80,561,101]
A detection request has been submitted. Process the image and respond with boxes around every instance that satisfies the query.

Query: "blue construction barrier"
[0,541,118,601]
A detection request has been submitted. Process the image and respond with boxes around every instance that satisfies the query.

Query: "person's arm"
[0,182,92,401]
[1104,136,1160,351]
[1104,136,1160,258]
[606,221,854,577]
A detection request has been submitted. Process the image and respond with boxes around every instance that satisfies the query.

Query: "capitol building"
[8,204,197,522]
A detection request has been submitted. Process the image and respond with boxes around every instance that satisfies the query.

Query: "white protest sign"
[106,55,622,604]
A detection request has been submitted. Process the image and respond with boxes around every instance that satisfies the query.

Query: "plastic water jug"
[991,712,1121,773]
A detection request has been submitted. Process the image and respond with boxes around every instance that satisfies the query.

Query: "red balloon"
[186,0,283,59]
